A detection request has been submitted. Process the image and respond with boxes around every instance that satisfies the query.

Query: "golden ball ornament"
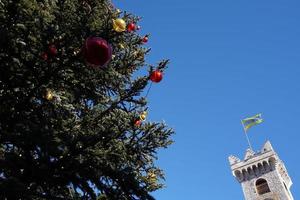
[113,18,126,32]
[140,111,147,121]
[45,90,54,101]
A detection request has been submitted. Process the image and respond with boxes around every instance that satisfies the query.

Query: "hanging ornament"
[41,52,48,61]
[136,25,141,30]
[142,36,148,43]
[44,89,54,101]
[113,18,126,32]
[83,37,112,67]
[139,111,147,121]
[127,22,136,32]
[134,119,142,126]
[150,70,163,83]
[48,44,57,56]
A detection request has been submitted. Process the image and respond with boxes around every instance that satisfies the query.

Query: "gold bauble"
[113,18,126,32]
[45,90,54,100]
[140,114,146,121]
[140,111,147,121]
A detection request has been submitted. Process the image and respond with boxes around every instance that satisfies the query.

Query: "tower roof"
[261,140,274,152]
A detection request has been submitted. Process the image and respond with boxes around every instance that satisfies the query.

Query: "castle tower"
[229,141,294,200]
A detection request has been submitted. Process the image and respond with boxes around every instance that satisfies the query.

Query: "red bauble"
[150,70,163,83]
[142,36,148,43]
[48,44,57,56]
[127,23,136,32]
[134,119,142,126]
[83,37,112,67]
[41,52,48,60]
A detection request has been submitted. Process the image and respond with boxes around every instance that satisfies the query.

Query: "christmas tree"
[0,1,173,199]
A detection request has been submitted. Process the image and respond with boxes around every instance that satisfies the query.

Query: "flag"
[242,114,263,132]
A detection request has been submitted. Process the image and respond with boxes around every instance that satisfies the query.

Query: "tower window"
[256,178,271,195]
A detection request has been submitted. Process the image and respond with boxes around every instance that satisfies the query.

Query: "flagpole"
[241,120,253,151]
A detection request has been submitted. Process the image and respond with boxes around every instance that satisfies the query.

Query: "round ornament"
[48,44,57,56]
[142,36,148,43]
[127,23,136,32]
[150,70,163,83]
[134,119,142,126]
[83,37,112,67]
[45,90,54,101]
[41,52,48,60]
[140,111,147,121]
[113,18,126,32]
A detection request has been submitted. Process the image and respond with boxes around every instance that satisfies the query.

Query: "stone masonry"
[229,141,294,200]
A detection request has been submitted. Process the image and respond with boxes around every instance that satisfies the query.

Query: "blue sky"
[116,1,300,199]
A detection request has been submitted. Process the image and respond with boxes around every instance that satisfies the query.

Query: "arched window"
[253,165,259,176]
[258,163,264,174]
[256,178,271,195]
[242,169,248,181]
[268,157,276,170]
[263,161,269,172]
[234,170,242,182]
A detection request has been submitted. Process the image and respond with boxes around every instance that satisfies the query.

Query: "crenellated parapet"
[228,140,294,200]
[229,141,292,185]
[229,141,277,182]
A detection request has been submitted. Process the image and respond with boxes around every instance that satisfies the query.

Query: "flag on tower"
[242,114,263,132]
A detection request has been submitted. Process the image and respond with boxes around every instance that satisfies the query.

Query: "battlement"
[228,141,294,200]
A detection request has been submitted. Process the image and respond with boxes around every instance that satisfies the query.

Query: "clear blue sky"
[116,1,300,199]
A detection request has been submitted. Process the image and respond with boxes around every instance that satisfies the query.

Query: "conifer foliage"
[0,0,173,199]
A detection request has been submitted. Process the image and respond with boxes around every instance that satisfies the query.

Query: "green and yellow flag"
[242,114,263,132]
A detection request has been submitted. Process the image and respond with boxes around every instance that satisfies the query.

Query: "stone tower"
[229,141,294,200]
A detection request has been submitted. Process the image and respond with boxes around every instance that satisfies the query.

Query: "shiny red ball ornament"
[134,119,142,126]
[150,70,163,83]
[48,44,57,56]
[127,23,136,32]
[83,37,112,67]
[142,36,148,43]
